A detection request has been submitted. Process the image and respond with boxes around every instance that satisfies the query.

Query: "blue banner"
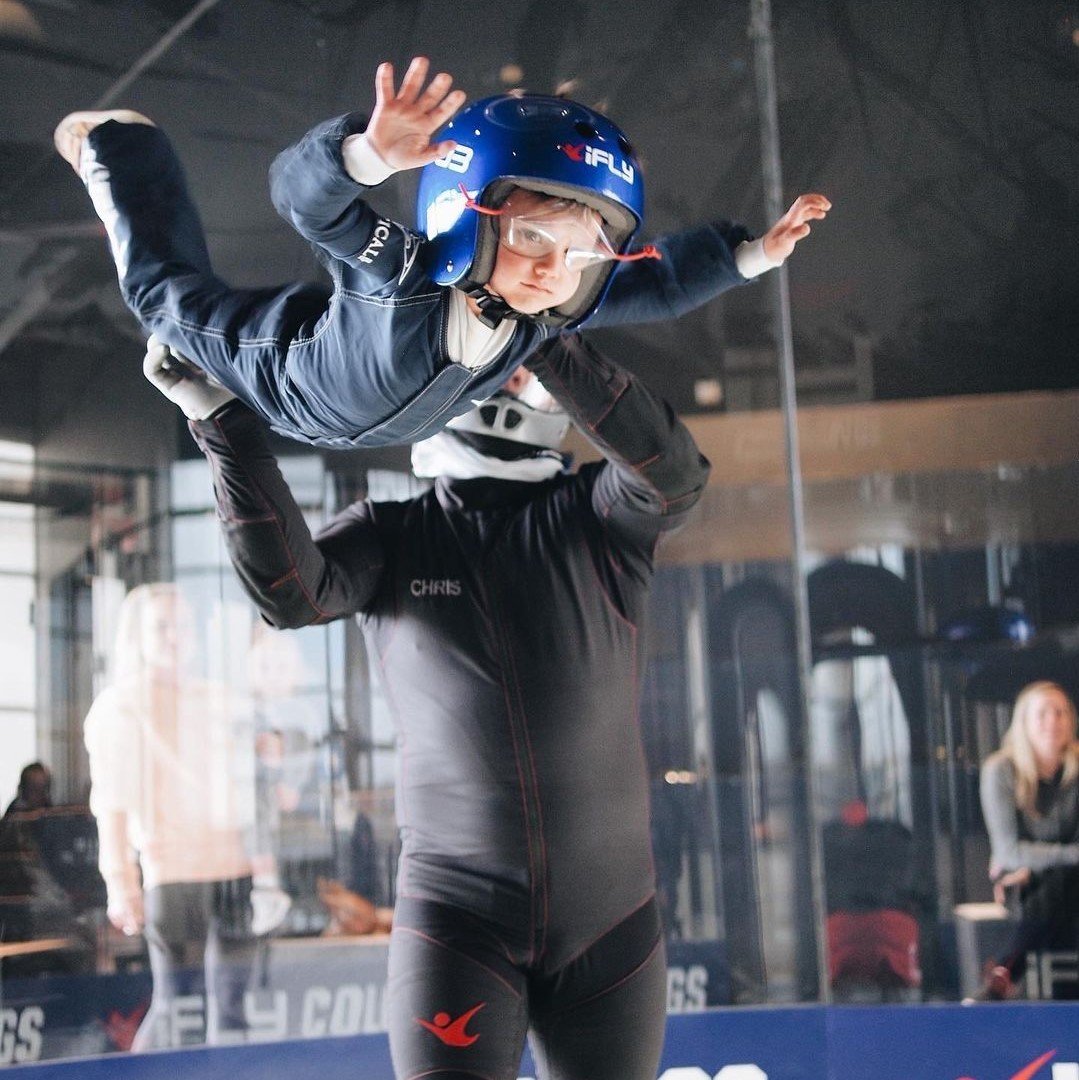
[2,1002,1077,1080]
[0,938,729,1062]
[827,1003,1079,1080]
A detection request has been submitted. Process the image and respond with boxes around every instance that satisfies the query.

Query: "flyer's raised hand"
[365,56,466,171]
[762,193,832,263]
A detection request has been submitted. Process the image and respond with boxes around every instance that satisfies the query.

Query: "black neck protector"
[458,283,530,329]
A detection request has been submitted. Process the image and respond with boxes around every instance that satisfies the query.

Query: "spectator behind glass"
[971,680,1079,1000]
[1,760,106,930]
[84,583,288,1048]
[0,760,100,974]
[247,623,329,931]
[3,762,53,817]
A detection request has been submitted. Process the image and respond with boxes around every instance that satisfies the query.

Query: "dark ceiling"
[1,0,1077,458]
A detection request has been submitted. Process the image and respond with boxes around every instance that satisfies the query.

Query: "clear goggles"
[460,184,660,271]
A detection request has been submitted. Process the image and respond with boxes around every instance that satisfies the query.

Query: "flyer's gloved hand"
[251,872,292,937]
[142,334,236,421]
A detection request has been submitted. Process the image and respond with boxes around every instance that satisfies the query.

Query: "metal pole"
[93,0,226,109]
[747,0,832,1003]
[686,567,727,941]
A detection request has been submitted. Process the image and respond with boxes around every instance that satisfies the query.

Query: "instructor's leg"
[388,897,528,1080]
[529,898,667,1080]
[206,876,257,1045]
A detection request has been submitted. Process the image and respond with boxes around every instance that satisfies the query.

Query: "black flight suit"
[189,333,710,1079]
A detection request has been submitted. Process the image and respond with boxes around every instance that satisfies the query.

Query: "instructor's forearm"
[189,403,380,627]
[525,333,710,515]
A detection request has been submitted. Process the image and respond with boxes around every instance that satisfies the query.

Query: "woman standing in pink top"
[84,583,288,1048]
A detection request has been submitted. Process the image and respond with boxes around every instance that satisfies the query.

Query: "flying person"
[56,57,828,448]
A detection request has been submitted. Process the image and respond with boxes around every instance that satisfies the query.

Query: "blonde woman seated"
[972,680,1079,1000]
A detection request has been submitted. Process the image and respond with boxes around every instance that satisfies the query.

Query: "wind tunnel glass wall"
[656,455,1079,1008]
[5,448,1079,1065]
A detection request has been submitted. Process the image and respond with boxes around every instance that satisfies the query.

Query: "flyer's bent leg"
[63,115,216,311]
[60,114,331,435]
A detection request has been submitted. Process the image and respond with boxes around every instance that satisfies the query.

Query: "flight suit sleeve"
[268,112,420,294]
[524,333,710,551]
[188,402,385,628]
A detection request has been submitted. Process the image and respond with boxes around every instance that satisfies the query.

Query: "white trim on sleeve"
[735,237,783,279]
[341,133,398,186]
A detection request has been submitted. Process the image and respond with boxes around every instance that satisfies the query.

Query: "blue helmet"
[416,93,646,328]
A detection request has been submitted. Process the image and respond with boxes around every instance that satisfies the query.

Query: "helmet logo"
[433,144,474,174]
[426,188,469,240]
[560,144,634,184]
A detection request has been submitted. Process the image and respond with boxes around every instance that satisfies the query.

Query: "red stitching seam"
[587,380,628,429]
[502,628,549,965]
[394,892,516,968]
[536,353,696,512]
[532,356,624,438]
[545,935,663,1017]
[395,926,523,1001]
[494,621,540,965]
[268,568,296,590]
[663,488,701,509]
[582,498,640,634]
[553,889,656,970]
[628,629,660,885]
[406,1069,499,1080]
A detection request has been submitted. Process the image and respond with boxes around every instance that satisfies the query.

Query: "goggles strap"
[607,243,661,262]
[459,183,504,216]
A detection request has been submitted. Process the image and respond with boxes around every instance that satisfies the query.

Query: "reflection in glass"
[84,583,275,1049]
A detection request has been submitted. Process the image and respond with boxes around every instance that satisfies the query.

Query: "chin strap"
[458,283,534,329]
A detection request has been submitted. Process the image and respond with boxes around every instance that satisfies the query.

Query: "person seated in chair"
[971,680,1079,1001]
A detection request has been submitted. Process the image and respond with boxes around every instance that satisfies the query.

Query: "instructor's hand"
[365,56,466,171]
[143,334,236,421]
